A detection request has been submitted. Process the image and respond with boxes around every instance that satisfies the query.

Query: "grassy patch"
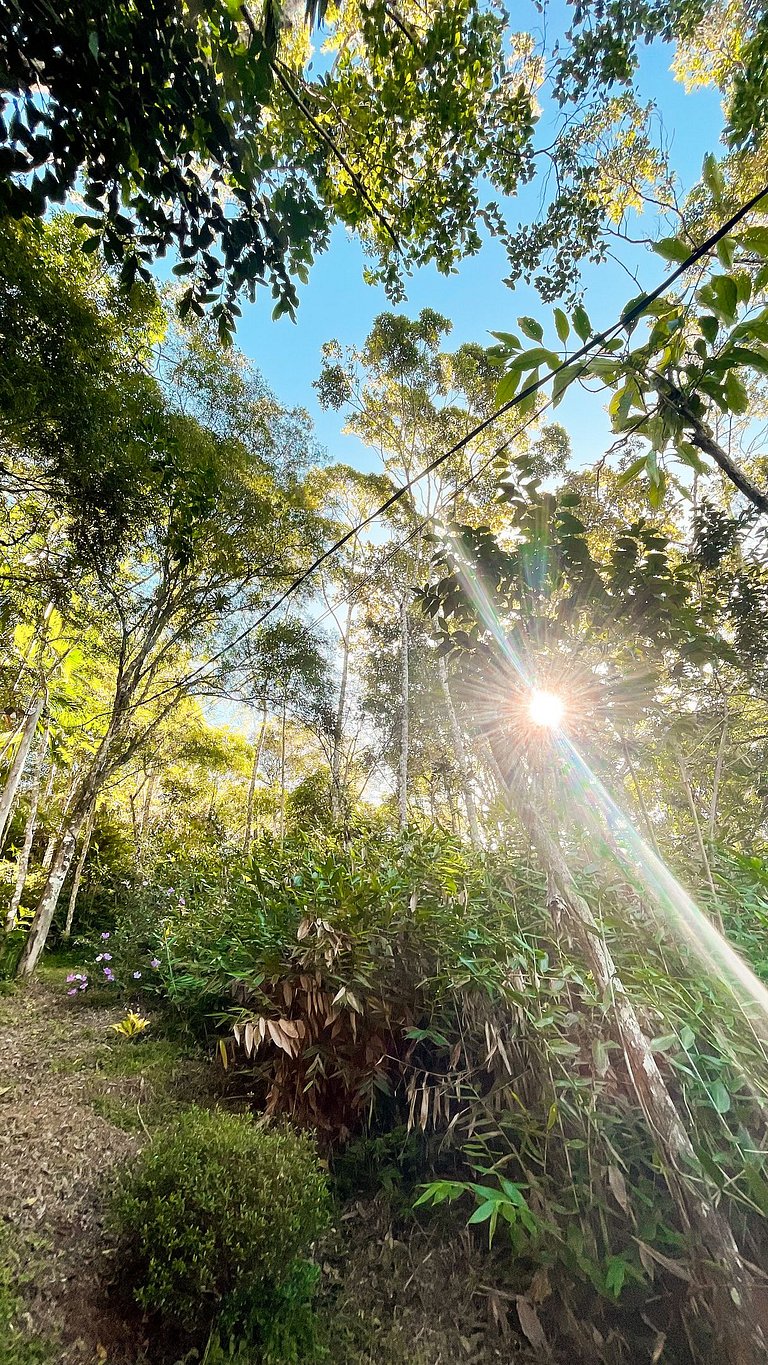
[0,1228,53,1365]
[87,1036,216,1132]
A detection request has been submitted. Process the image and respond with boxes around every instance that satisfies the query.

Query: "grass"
[0,1229,53,1365]
[86,1034,216,1132]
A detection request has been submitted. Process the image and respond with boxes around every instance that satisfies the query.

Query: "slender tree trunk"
[135,774,155,863]
[438,655,480,846]
[331,599,354,819]
[279,693,287,843]
[243,704,267,856]
[62,803,97,940]
[17,721,120,976]
[42,763,80,872]
[490,738,765,1363]
[620,735,660,857]
[676,744,722,930]
[709,701,729,841]
[0,693,44,847]
[4,719,49,934]
[398,597,409,830]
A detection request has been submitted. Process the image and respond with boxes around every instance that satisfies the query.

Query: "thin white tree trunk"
[438,655,480,846]
[41,763,80,872]
[18,723,119,976]
[4,719,49,933]
[676,743,722,930]
[331,599,354,819]
[0,694,44,846]
[398,597,409,830]
[708,701,729,841]
[62,803,97,940]
[243,704,267,856]
[135,773,155,863]
[279,694,287,843]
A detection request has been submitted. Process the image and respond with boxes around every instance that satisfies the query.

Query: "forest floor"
[0,969,527,1365]
[0,967,213,1365]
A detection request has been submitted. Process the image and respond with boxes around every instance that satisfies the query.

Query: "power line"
[180,179,768,682]
[101,179,768,718]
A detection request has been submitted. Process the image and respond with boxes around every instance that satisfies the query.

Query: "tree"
[4,0,763,330]
[15,357,320,974]
[0,214,166,552]
[317,310,566,832]
[419,470,768,1357]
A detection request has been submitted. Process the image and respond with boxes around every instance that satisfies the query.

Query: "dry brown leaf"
[516,1296,549,1355]
[608,1163,630,1214]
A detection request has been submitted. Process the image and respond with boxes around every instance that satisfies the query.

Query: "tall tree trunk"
[490,737,765,1363]
[17,719,120,976]
[279,693,287,843]
[708,701,729,841]
[42,763,80,872]
[438,655,480,846]
[4,718,49,934]
[398,597,409,830]
[135,773,155,863]
[243,704,267,856]
[0,693,44,847]
[62,803,97,940]
[676,743,722,930]
[331,598,354,820]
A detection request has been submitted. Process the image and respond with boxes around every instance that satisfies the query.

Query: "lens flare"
[437,523,768,1042]
[528,690,565,728]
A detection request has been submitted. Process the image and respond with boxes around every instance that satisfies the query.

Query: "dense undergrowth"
[40,829,768,1363]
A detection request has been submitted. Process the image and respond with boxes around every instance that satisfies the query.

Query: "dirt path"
[0,978,145,1364]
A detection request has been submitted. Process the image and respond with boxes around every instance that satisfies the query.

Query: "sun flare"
[528,689,565,729]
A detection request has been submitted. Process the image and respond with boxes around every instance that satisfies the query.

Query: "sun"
[527,689,565,729]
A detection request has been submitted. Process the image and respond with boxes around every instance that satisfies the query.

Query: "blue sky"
[235,22,725,475]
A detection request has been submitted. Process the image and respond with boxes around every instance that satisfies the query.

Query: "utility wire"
[104,179,768,716]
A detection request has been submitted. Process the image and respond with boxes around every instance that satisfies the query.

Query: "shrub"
[110,1107,329,1329]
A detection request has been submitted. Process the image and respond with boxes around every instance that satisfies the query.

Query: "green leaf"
[572,305,591,342]
[653,236,690,264]
[703,151,725,203]
[504,347,559,374]
[680,1025,696,1050]
[553,307,570,343]
[615,456,647,489]
[709,1080,731,1114]
[723,369,749,414]
[489,331,522,351]
[740,226,768,257]
[699,315,719,345]
[552,364,578,407]
[495,370,520,405]
[647,471,667,509]
[519,316,544,342]
[650,1034,678,1053]
[467,1200,496,1224]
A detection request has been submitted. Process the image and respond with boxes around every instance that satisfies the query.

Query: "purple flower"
[133,971,141,979]
[66,973,77,983]
[101,932,110,940]
[150,958,160,970]
[67,988,78,997]
[103,967,115,981]
[79,982,88,992]
[102,953,112,962]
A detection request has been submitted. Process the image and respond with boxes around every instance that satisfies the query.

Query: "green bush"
[110,1107,329,1329]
